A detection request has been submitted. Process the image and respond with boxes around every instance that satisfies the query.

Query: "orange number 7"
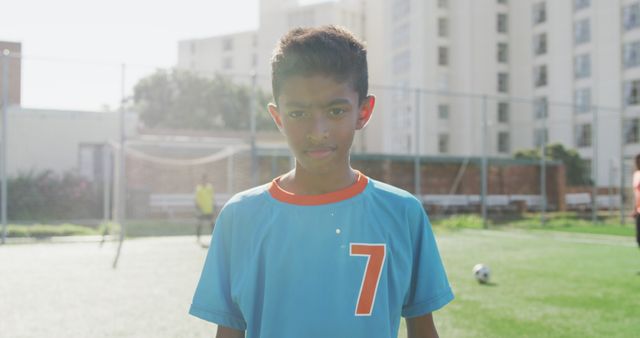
[350,243,386,316]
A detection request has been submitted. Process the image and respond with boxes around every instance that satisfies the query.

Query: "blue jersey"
[189,172,453,338]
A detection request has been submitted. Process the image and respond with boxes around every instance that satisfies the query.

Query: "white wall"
[6,107,137,176]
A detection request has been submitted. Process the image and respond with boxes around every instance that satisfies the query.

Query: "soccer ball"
[472,263,490,284]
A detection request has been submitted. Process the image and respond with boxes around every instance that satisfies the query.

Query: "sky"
[1,0,261,111]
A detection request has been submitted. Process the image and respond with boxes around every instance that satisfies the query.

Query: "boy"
[195,173,215,243]
[189,26,454,338]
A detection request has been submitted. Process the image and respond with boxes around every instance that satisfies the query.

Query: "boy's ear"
[356,95,375,130]
[267,103,284,132]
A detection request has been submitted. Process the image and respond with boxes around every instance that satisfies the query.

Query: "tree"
[514,143,592,186]
[133,69,275,131]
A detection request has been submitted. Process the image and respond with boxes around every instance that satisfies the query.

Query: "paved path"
[0,236,216,338]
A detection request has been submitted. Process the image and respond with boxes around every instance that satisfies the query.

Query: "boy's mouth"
[305,146,336,159]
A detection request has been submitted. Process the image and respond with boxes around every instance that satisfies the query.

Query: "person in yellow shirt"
[195,174,215,242]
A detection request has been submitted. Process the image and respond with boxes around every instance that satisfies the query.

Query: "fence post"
[540,108,547,225]
[592,106,598,224]
[414,89,421,198]
[0,49,9,244]
[113,63,127,269]
[620,109,626,225]
[481,95,488,229]
[250,72,258,186]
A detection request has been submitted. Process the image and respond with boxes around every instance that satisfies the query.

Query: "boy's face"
[268,75,374,175]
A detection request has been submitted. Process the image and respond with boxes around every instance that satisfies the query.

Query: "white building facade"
[178,0,634,186]
[7,107,137,179]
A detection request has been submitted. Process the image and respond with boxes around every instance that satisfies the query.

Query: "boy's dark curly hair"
[271,25,368,105]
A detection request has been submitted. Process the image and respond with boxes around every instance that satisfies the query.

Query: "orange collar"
[268,171,368,205]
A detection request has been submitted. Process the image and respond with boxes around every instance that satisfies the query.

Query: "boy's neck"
[279,165,357,195]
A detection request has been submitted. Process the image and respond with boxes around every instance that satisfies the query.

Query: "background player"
[194,173,215,243]
[190,26,453,338]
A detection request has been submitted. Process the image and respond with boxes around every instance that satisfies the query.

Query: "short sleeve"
[401,202,454,318]
[189,205,247,330]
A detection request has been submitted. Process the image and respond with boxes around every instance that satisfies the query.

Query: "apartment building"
[178,0,635,186]
[365,0,628,186]
[178,0,364,90]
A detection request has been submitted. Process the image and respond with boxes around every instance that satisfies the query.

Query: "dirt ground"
[0,236,217,338]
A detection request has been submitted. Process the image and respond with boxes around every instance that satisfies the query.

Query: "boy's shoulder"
[366,178,423,207]
[223,183,271,209]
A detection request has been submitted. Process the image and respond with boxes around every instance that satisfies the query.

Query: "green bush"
[6,223,98,238]
[433,215,488,230]
[4,170,102,221]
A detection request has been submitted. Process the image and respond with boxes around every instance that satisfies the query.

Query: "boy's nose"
[307,115,329,143]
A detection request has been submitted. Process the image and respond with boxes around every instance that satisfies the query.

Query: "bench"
[509,195,543,211]
[595,195,621,209]
[422,195,471,213]
[565,193,592,211]
[149,193,231,218]
[468,195,511,212]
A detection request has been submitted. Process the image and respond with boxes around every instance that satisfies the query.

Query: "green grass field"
[1,226,637,337]
[398,229,639,338]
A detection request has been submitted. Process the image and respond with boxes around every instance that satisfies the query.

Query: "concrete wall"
[6,107,137,176]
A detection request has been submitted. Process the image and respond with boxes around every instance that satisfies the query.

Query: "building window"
[438,134,449,153]
[438,18,448,37]
[498,102,509,123]
[498,73,509,93]
[574,19,590,45]
[222,38,233,51]
[222,57,232,69]
[438,0,447,9]
[393,50,411,74]
[78,144,105,182]
[533,33,547,56]
[438,74,450,91]
[252,34,258,47]
[624,79,640,106]
[497,13,508,33]
[623,41,640,69]
[625,118,640,144]
[497,42,508,63]
[574,54,591,79]
[534,65,548,87]
[190,42,197,54]
[532,2,546,25]
[498,0,507,4]
[574,0,590,11]
[497,132,510,153]
[534,128,548,147]
[534,97,548,119]
[575,123,592,148]
[393,0,411,21]
[438,104,449,119]
[574,88,591,114]
[438,46,448,66]
[252,53,258,67]
[393,23,410,48]
[623,3,640,32]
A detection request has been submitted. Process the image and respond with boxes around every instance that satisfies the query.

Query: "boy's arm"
[406,313,439,338]
[216,326,245,338]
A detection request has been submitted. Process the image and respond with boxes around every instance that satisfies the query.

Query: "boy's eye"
[288,111,305,118]
[328,108,346,117]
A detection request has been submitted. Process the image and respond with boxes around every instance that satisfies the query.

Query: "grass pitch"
[1,227,637,337]
[403,229,639,338]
